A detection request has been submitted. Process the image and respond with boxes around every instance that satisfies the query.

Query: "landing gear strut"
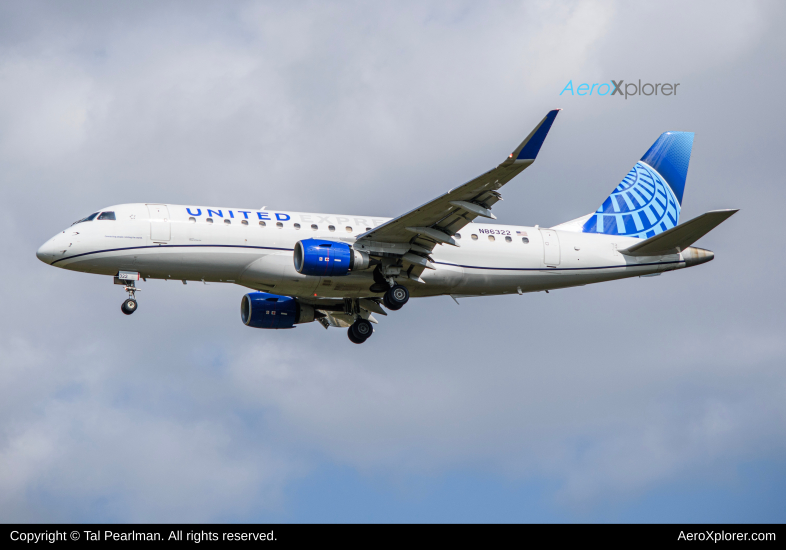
[120,280,140,315]
[383,284,409,311]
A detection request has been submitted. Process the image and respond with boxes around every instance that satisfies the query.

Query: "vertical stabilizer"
[582,132,694,239]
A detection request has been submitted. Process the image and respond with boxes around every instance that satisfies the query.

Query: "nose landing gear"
[118,279,141,315]
[121,298,138,315]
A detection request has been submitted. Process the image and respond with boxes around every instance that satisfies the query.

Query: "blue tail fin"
[582,132,694,238]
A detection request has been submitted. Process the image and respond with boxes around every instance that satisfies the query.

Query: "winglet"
[506,109,561,164]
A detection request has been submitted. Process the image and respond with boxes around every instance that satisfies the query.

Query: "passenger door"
[147,204,171,242]
[539,228,561,267]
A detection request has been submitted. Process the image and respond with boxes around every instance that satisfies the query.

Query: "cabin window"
[188,217,196,223]
[328,225,336,232]
[455,233,461,239]
[521,237,529,244]
[72,212,99,225]
[471,234,478,240]
[206,218,214,224]
[241,220,248,226]
[505,236,512,243]
[294,223,301,230]
[276,222,283,228]
[259,221,266,227]
[97,211,116,220]
[488,235,495,242]
[311,224,318,230]
[345,226,352,233]
[224,219,231,225]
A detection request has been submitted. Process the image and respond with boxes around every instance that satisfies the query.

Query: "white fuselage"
[36,203,690,298]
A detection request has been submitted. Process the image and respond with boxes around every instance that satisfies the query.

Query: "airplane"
[36,110,737,344]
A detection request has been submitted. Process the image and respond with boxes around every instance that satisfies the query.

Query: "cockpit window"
[97,212,116,220]
[72,212,99,225]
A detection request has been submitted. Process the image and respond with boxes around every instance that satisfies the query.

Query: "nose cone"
[682,246,714,267]
[36,238,57,264]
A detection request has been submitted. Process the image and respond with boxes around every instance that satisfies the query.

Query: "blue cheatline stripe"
[52,244,684,273]
[50,244,292,265]
[434,260,683,272]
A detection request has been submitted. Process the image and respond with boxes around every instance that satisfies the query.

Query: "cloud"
[0,330,305,522]
[222,308,786,504]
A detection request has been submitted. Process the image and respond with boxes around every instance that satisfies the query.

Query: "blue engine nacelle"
[240,292,316,329]
[293,239,369,277]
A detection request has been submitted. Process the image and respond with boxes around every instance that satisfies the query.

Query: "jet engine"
[240,292,316,329]
[293,239,369,277]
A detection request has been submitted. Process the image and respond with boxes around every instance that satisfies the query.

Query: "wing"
[354,110,560,269]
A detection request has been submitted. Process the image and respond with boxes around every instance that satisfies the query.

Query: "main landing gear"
[120,280,140,316]
[370,266,410,311]
[347,318,373,344]
[382,284,409,311]
[343,297,375,344]
[347,284,409,344]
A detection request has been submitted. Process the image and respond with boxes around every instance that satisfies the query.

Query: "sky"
[1,0,785,523]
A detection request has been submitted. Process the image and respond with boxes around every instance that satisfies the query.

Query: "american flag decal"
[516,231,528,236]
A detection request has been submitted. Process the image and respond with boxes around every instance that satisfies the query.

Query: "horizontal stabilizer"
[619,209,738,256]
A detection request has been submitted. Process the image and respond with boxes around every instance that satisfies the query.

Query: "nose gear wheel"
[119,279,141,315]
[121,298,138,315]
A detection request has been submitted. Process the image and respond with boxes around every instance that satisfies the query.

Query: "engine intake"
[241,292,315,329]
[293,239,369,277]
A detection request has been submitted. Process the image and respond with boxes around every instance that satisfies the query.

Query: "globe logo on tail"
[582,161,680,239]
